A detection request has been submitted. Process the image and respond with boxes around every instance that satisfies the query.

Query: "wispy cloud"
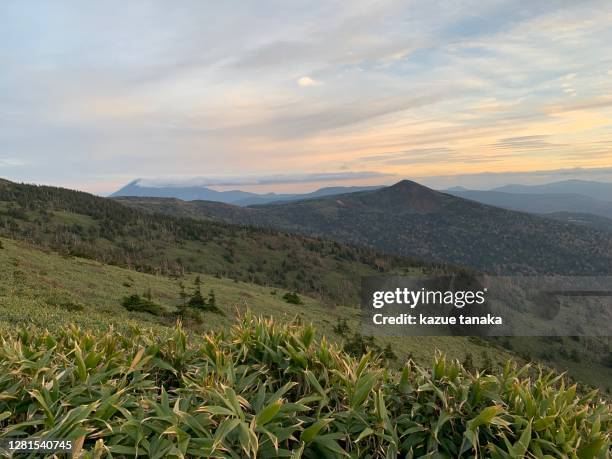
[138,171,391,188]
[0,158,29,167]
[359,148,463,165]
[488,135,564,150]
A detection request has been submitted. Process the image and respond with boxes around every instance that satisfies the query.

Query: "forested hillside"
[118,180,612,276]
[0,179,428,304]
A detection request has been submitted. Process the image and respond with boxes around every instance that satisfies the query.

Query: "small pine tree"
[178,282,187,307]
[462,353,476,373]
[343,333,367,357]
[188,289,206,309]
[382,343,397,361]
[207,290,216,309]
[480,351,494,372]
[603,351,612,369]
[333,318,350,336]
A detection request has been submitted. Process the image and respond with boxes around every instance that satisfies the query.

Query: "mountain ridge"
[444,188,612,219]
[116,179,612,275]
[492,179,612,201]
[110,179,383,206]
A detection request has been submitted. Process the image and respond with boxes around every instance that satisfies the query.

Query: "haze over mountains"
[493,179,612,200]
[111,179,382,206]
[116,179,612,275]
[444,188,612,219]
[112,178,612,224]
[443,179,612,230]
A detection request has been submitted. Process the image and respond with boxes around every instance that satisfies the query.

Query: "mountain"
[117,180,612,275]
[0,178,423,304]
[493,179,612,201]
[110,179,258,202]
[444,188,612,219]
[111,179,382,206]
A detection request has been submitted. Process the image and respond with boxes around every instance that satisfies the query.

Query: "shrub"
[462,352,476,373]
[59,301,84,312]
[187,289,206,309]
[121,294,164,316]
[603,352,612,369]
[282,291,303,305]
[175,306,203,324]
[332,318,350,336]
[343,332,376,357]
[0,314,609,457]
[45,295,84,312]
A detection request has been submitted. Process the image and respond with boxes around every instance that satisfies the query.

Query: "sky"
[1,0,612,194]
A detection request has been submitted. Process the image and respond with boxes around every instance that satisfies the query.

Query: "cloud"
[359,148,461,165]
[488,135,564,150]
[0,158,28,167]
[138,171,391,188]
[297,76,318,87]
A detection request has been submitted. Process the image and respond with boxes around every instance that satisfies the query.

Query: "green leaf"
[301,418,333,443]
[351,372,377,409]
[256,400,282,426]
[212,418,241,450]
[513,420,531,457]
[468,405,504,429]
[355,427,374,443]
[577,437,606,459]
[314,435,349,457]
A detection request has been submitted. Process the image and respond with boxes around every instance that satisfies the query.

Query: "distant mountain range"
[492,179,612,201]
[111,179,383,206]
[443,188,612,219]
[115,180,612,275]
[113,178,612,233]
[441,180,612,231]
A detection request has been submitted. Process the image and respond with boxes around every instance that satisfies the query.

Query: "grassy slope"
[0,237,515,372]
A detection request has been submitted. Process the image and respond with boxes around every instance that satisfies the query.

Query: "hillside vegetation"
[0,314,609,458]
[0,237,515,372]
[0,179,427,305]
[117,180,612,275]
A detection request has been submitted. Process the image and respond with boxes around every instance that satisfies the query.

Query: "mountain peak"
[386,179,440,196]
[361,179,445,212]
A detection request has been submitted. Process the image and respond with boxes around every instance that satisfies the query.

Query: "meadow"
[0,237,611,457]
[0,237,515,369]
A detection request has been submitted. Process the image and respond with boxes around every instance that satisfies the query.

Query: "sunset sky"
[1,0,612,194]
